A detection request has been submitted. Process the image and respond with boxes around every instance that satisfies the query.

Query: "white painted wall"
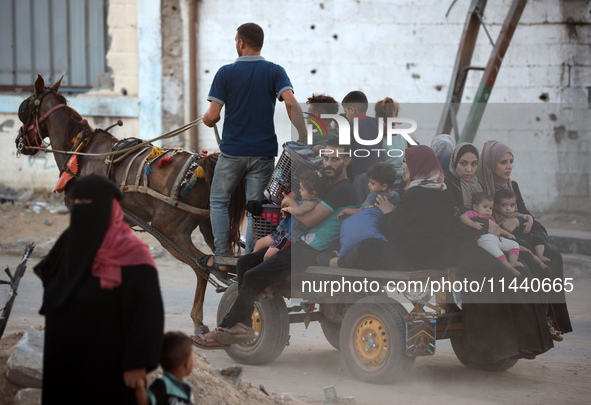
[1,0,588,215]
[195,0,590,213]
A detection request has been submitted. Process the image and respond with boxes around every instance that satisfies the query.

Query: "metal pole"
[436,0,488,139]
[188,0,198,151]
[459,0,528,143]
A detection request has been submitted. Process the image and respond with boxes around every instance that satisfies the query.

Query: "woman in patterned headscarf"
[338,145,456,270]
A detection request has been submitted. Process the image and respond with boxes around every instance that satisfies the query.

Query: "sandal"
[547,317,563,342]
[549,325,564,342]
[214,322,256,345]
[191,331,230,350]
[316,250,339,266]
[197,255,233,280]
[519,350,537,360]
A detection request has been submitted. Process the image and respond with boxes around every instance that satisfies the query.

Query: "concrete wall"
[195,0,590,214]
[0,0,588,216]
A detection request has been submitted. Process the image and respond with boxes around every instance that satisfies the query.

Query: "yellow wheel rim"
[236,304,262,347]
[352,316,390,370]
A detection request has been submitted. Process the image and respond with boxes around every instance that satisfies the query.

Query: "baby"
[254,170,326,261]
[460,192,522,276]
[494,189,550,267]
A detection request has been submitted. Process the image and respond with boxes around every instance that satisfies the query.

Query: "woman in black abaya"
[445,143,553,363]
[35,175,164,404]
[477,140,572,336]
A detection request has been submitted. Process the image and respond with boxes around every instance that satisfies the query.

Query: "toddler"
[460,192,522,276]
[334,162,400,266]
[494,189,550,267]
[254,170,326,261]
[136,331,195,405]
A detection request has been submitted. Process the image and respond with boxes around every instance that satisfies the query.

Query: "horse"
[15,75,245,335]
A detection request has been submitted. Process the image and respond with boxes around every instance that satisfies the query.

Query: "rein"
[23,117,205,158]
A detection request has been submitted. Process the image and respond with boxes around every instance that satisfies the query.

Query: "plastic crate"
[264,143,317,204]
[253,204,284,241]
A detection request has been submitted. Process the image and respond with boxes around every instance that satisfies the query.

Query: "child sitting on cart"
[254,170,327,261]
[460,192,523,276]
[324,162,400,267]
[494,189,550,269]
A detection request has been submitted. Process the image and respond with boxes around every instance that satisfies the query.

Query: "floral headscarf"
[405,145,446,191]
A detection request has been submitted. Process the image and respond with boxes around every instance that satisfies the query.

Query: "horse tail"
[201,153,246,254]
[228,179,246,254]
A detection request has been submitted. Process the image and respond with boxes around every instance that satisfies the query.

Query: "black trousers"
[219,242,320,328]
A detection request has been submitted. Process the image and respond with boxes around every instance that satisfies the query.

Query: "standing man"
[201,23,307,271]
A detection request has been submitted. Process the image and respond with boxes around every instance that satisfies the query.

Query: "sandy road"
[2,250,590,405]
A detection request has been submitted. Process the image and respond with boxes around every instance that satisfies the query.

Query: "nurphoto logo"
[305,113,418,158]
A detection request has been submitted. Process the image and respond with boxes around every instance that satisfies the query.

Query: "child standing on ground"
[460,192,523,276]
[136,331,195,405]
[254,170,327,261]
[494,189,551,267]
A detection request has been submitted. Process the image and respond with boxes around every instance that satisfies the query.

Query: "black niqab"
[35,175,122,313]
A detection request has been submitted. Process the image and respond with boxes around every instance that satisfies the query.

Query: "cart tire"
[216,283,290,365]
[451,336,519,371]
[340,296,415,384]
[320,320,341,350]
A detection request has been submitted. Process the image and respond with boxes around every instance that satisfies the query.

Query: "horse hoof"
[194,325,210,336]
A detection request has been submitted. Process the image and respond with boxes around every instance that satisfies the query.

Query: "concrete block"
[108,29,138,53]
[560,87,588,104]
[566,196,591,211]
[13,388,42,405]
[520,0,562,24]
[560,173,589,196]
[560,0,591,24]
[6,330,44,389]
[571,66,591,87]
[527,65,571,88]
[108,4,137,28]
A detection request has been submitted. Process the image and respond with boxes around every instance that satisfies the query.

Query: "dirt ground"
[1,197,591,404]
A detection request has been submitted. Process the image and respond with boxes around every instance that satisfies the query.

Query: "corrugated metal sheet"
[0,0,107,88]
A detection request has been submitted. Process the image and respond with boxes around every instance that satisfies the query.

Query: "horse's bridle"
[16,88,67,157]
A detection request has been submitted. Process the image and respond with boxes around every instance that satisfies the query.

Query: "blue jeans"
[210,153,274,256]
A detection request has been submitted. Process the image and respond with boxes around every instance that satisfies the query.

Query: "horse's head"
[15,75,67,156]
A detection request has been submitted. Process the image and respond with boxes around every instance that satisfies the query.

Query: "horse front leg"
[190,271,210,335]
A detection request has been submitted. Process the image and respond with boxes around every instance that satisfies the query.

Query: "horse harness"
[17,88,210,217]
[16,88,67,157]
[112,139,210,218]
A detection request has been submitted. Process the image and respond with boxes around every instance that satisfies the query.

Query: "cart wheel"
[450,336,518,371]
[340,296,415,384]
[320,320,341,350]
[216,283,290,365]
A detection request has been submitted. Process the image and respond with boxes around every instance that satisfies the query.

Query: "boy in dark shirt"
[137,331,195,405]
